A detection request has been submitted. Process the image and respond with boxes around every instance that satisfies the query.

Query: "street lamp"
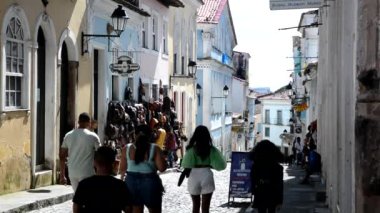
[81,5,129,55]
[196,83,202,106]
[196,83,202,95]
[221,85,229,159]
[188,60,197,77]
[111,5,129,36]
[223,85,229,97]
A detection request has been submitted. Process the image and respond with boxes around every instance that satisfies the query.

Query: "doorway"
[59,42,75,144]
[36,27,45,168]
[93,49,99,132]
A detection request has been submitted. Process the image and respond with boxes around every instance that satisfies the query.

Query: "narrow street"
[29,163,250,213]
[27,163,329,213]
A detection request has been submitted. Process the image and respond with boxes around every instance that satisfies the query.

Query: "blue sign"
[228,152,253,201]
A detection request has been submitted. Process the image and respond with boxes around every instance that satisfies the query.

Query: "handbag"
[177,168,191,186]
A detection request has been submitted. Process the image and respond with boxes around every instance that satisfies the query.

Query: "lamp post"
[196,83,202,105]
[188,60,197,77]
[221,85,229,159]
[81,5,129,55]
[280,129,288,154]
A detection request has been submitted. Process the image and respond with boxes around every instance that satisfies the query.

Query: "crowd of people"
[59,112,226,213]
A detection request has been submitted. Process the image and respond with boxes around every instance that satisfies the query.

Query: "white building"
[297,10,319,128]
[196,0,237,158]
[138,0,184,103]
[257,92,291,154]
[87,0,151,141]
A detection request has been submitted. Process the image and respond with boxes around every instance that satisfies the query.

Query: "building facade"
[168,0,202,141]
[230,51,250,152]
[0,0,89,194]
[196,0,237,158]
[258,93,291,154]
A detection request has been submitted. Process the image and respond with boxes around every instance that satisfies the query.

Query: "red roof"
[197,0,228,23]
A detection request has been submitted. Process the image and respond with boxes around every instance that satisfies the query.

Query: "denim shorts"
[125,172,164,208]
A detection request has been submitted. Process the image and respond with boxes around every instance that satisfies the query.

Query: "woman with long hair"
[181,125,226,213]
[119,124,167,213]
[249,140,283,213]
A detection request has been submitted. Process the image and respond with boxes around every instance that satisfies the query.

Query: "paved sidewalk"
[0,185,73,213]
[242,165,330,213]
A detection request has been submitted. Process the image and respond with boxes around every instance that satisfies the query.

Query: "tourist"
[59,112,101,191]
[181,125,227,213]
[119,124,167,213]
[73,146,131,213]
[249,140,283,213]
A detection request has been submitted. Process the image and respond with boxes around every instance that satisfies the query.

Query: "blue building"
[196,0,237,158]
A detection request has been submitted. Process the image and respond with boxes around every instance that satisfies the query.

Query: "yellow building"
[168,0,203,141]
[0,0,92,194]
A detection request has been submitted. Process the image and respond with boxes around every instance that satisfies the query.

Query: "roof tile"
[197,0,227,23]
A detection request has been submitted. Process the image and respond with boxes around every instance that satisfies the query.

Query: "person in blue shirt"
[119,124,167,213]
[301,142,321,184]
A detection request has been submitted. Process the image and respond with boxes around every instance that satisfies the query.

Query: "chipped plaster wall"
[356,0,380,212]
[0,112,31,195]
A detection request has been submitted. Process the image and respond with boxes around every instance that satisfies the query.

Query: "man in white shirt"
[59,112,101,191]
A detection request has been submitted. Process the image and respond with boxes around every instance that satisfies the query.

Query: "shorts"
[187,168,215,195]
[125,172,164,208]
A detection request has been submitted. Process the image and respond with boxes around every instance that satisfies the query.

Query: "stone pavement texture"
[0,163,330,213]
[0,185,73,213]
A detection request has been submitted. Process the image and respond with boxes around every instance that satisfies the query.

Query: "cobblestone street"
[29,163,250,213]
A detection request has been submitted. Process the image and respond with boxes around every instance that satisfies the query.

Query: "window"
[265,127,270,137]
[181,56,185,75]
[277,110,283,125]
[181,92,186,123]
[173,91,178,111]
[5,17,26,109]
[152,16,157,50]
[112,76,119,101]
[163,85,169,97]
[162,21,168,54]
[174,53,177,74]
[265,109,270,124]
[152,84,158,101]
[142,20,147,48]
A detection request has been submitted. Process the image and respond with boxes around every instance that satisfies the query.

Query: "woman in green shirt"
[181,125,226,213]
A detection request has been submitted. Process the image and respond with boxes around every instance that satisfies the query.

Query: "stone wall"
[356,0,380,212]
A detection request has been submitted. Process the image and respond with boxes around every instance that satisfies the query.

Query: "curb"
[2,193,73,213]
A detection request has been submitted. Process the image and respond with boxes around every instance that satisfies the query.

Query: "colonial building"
[230,51,250,152]
[85,0,149,141]
[290,10,319,141]
[196,0,237,158]
[255,92,291,154]
[316,1,376,212]
[0,0,89,194]
[168,0,203,141]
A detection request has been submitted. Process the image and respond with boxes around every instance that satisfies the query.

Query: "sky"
[229,1,310,91]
